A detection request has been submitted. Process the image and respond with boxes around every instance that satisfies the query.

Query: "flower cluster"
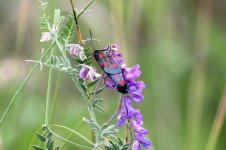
[79,64,101,81]
[68,44,87,61]
[67,44,101,81]
[104,44,152,150]
[40,25,58,42]
[69,42,151,149]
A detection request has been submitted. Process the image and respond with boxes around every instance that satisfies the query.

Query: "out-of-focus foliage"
[0,0,226,150]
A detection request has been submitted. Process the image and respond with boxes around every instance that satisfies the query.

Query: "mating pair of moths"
[90,31,128,94]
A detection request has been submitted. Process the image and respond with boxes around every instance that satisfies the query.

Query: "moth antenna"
[89,29,96,51]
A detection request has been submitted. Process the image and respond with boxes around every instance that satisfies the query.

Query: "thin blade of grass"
[205,85,226,150]
[0,42,56,127]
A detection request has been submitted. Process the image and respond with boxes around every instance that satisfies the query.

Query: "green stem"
[61,119,83,149]
[45,56,54,125]
[71,77,96,122]
[0,42,56,127]
[77,0,95,18]
[205,86,226,150]
[106,94,123,126]
[50,72,62,123]
[50,124,94,145]
[49,129,92,149]
[90,72,104,104]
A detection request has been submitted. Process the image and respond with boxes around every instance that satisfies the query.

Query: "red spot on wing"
[118,80,125,85]
[98,53,104,58]
[104,61,109,66]
[111,63,116,67]
[99,63,103,67]
[114,74,120,77]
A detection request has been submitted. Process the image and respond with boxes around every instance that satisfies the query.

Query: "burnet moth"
[90,30,128,94]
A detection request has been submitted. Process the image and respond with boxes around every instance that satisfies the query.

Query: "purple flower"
[132,140,141,150]
[127,81,145,92]
[68,44,87,61]
[104,75,116,88]
[102,44,152,149]
[105,44,124,65]
[131,120,148,134]
[123,64,141,80]
[134,133,152,149]
[79,65,101,81]
[111,44,120,51]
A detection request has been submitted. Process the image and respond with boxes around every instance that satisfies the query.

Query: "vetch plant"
[0,0,151,150]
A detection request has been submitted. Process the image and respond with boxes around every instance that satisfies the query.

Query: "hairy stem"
[106,94,123,126]
[49,129,92,149]
[61,119,83,149]
[50,124,94,145]
[71,77,96,122]
[90,72,105,104]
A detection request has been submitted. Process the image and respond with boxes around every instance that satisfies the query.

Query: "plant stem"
[77,0,95,18]
[90,72,104,104]
[205,86,226,150]
[50,124,94,145]
[61,119,83,149]
[106,94,123,126]
[70,0,83,44]
[50,71,62,123]
[49,129,93,150]
[71,77,96,122]
[0,42,56,127]
[44,46,55,125]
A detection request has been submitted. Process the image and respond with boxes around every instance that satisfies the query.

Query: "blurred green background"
[0,0,226,150]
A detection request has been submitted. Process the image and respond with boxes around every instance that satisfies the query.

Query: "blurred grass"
[0,0,226,150]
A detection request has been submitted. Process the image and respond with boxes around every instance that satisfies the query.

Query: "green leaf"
[95,99,104,103]
[79,81,87,92]
[121,144,129,150]
[75,58,83,64]
[55,147,60,150]
[87,79,99,87]
[109,141,119,150]
[89,87,104,97]
[78,78,87,91]
[92,99,104,106]
[84,59,92,65]
[33,145,44,150]
[117,137,124,146]
[53,9,61,25]
[102,125,115,134]
[93,104,104,113]
[78,78,85,84]
[84,47,90,53]
[60,12,74,45]
[84,119,102,135]
[47,140,54,150]
[47,132,53,139]
[36,133,46,142]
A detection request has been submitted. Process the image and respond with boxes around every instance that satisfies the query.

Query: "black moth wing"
[103,59,122,75]
[94,50,122,75]
[109,73,127,94]
[94,50,127,94]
